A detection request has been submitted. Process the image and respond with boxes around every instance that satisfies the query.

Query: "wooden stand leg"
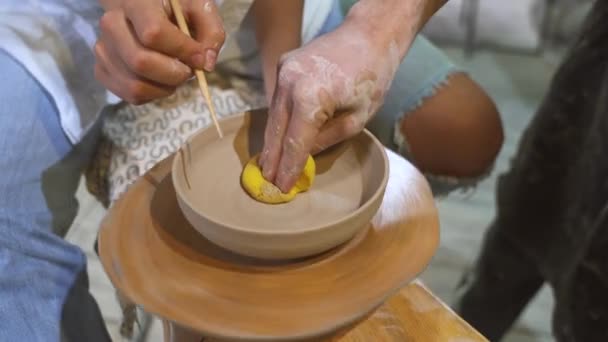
[162,320,206,342]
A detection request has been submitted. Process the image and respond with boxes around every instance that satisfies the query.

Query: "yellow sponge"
[241,154,315,204]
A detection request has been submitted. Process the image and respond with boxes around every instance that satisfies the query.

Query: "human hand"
[258,21,402,192]
[95,0,225,104]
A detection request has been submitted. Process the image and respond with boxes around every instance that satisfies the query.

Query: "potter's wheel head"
[98,133,440,341]
[172,109,389,260]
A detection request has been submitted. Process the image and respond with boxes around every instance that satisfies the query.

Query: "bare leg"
[365,35,504,196]
[400,72,503,179]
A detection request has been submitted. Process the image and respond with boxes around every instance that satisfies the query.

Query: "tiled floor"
[67,46,560,341]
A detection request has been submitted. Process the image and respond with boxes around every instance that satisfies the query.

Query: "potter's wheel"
[98,144,439,341]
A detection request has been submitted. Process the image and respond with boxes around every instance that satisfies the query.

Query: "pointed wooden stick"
[169,0,224,138]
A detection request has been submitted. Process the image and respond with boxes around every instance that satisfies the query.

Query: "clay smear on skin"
[275,137,309,185]
[278,59,305,84]
[276,34,402,124]
[267,37,403,180]
[305,55,353,122]
[203,0,213,12]
[300,40,401,126]
[171,58,190,78]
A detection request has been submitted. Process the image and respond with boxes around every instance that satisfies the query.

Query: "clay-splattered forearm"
[259,0,448,192]
[345,0,447,59]
[251,0,304,101]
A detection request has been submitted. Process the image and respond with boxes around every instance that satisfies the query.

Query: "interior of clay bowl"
[172,109,388,259]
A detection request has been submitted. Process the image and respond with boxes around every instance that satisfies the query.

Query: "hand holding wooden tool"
[169,0,224,139]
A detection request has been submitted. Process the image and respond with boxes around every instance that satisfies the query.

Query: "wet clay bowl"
[171,109,389,260]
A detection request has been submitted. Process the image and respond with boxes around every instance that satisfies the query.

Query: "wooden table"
[330,280,488,341]
[165,279,488,342]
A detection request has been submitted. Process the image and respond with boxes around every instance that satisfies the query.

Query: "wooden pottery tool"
[169,0,223,139]
[98,109,440,341]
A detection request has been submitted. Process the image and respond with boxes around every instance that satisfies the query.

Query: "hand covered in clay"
[259,21,401,193]
[95,0,225,104]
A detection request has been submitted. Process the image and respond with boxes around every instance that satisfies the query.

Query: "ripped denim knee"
[393,126,493,197]
[366,35,492,197]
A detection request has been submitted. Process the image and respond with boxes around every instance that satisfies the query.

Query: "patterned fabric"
[83,0,260,205]
[95,75,266,203]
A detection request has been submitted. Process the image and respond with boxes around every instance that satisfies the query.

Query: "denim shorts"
[318,0,473,195]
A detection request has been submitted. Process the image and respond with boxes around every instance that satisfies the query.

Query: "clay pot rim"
[171,114,390,236]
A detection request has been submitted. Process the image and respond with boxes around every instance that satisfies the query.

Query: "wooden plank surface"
[332,280,488,341]
[167,279,488,342]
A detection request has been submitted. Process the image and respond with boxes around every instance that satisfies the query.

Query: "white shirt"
[0,0,333,144]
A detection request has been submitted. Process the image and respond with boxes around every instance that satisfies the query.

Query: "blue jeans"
[0,50,110,341]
